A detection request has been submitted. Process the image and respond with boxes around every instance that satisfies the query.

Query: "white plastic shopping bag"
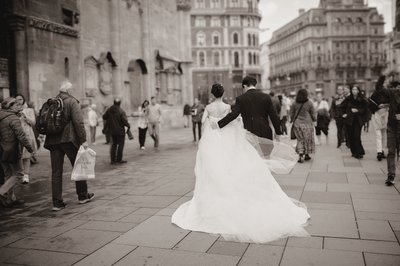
[71,146,96,181]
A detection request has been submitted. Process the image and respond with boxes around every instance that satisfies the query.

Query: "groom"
[211,76,282,140]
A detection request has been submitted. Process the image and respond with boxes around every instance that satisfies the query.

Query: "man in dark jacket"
[191,98,205,142]
[44,81,93,211]
[0,97,33,207]
[330,86,347,148]
[103,98,130,164]
[215,76,282,140]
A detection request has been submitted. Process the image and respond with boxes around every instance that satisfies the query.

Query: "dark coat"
[218,89,282,139]
[330,95,346,119]
[102,104,130,136]
[44,92,87,149]
[0,109,33,163]
[343,95,369,126]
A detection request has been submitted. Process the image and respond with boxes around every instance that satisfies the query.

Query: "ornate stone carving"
[28,16,79,38]
[177,0,191,11]
[98,52,117,96]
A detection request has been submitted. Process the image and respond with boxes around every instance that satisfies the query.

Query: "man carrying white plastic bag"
[71,146,96,181]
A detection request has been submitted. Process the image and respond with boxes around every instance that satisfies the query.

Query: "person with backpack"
[0,97,33,208]
[41,80,94,211]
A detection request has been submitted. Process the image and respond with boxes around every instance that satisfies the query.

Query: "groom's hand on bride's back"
[210,121,220,130]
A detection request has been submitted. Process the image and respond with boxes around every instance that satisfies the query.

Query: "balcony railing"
[225,7,261,17]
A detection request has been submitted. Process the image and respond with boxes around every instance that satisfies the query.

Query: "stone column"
[8,14,29,99]
[109,0,122,97]
[140,0,152,100]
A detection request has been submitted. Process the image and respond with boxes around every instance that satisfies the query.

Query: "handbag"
[290,103,305,140]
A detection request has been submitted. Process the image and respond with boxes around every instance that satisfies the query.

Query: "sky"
[259,0,393,44]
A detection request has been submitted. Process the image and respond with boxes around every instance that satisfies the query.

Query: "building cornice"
[27,15,79,38]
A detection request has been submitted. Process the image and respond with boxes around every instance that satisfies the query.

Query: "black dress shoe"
[304,154,311,161]
[118,160,128,164]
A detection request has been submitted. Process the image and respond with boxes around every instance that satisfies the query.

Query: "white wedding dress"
[171,101,310,243]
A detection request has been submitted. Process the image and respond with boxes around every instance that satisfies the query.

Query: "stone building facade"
[268,0,386,98]
[0,0,193,126]
[190,0,262,104]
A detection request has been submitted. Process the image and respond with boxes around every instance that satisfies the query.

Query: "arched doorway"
[127,59,147,111]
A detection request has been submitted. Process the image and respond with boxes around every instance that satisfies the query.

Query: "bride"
[171,83,310,243]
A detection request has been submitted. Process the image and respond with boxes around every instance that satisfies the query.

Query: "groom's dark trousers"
[218,89,282,139]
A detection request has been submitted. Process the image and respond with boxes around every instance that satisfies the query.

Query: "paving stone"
[7,250,84,266]
[10,230,120,254]
[275,177,307,187]
[77,221,135,232]
[280,247,364,266]
[356,212,400,221]
[207,240,249,257]
[167,196,192,209]
[352,198,400,213]
[146,180,194,196]
[308,172,348,183]
[346,173,369,184]
[155,208,176,216]
[364,253,400,266]
[389,221,400,231]
[74,244,137,266]
[306,209,358,238]
[351,193,400,200]
[114,246,240,266]
[344,161,362,167]
[173,231,218,252]
[0,247,26,263]
[324,238,400,254]
[114,216,189,248]
[131,207,161,215]
[25,218,86,238]
[263,237,287,247]
[286,236,323,249]
[238,244,284,266]
[77,206,137,222]
[358,220,398,241]
[284,190,302,201]
[0,232,32,247]
[110,195,180,208]
[118,213,151,224]
[306,203,353,211]
[304,182,327,192]
[300,191,351,204]
[327,183,398,194]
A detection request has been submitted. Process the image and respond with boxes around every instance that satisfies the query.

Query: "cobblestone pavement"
[0,123,399,266]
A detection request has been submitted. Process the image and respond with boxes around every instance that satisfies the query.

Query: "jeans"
[49,143,88,205]
[148,122,160,147]
[387,126,397,178]
[192,121,202,141]
[90,126,97,143]
[138,127,147,147]
[335,118,345,146]
[281,116,288,135]
[111,135,125,163]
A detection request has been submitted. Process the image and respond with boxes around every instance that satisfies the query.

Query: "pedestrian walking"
[183,103,191,128]
[88,104,98,145]
[343,85,351,148]
[342,85,369,159]
[43,80,94,211]
[270,92,282,116]
[138,100,149,150]
[15,94,37,184]
[278,95,288,135]
[330,86,347,148]
[290,89,317,163]
[314,93,330,145]
[103,98,131,164]
[369,75,390,161]
[0,97,33,208]
[147,96,161,148]
[191,98,205,142]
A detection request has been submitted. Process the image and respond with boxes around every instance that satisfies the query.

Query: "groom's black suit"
[218,89,282,139]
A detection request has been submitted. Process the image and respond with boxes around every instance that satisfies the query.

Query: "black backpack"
[36,97,67,135]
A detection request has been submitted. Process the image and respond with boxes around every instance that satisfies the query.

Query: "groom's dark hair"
[242,76,257,87]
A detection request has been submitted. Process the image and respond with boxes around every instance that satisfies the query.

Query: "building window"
[247,34,251,46]
[253,53,257,65]
[62,8,74,26]
[252,34,256,46]
[199,52,205,66]
[247,17,251,26]
[374,28,378,34]
[336,17,341,23]
[248,52,252,65]
[214,52,220,66]
[195,17,206,27]
[234,52,239,67]
[64,57,69,78]
[233,32,239,45]
[196,32,206,46]
[317,56,321,66]
[230,0,239,7]
[347,17,352,23]
[230,16,240,27]
[195,0,205,8]
[356,17,363,23]
[210,0,220,8]
[211,16,221,27]
[317,46,321,52]
[212,32,220,46]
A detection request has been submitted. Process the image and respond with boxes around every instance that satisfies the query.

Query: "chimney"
[299,9,305,15]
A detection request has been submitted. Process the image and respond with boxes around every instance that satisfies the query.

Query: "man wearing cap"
[0,97,33,207]
[44,80,94,211]
[102,98,130,164]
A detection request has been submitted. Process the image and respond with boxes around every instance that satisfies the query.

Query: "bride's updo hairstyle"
[211,83,224,98]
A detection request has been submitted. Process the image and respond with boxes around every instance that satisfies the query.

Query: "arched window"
[247,34,251,46]
[64,57,69,78]
[234,51,239,67]
[214,52,220,66]
[248,52,252,65]
[196,32,206,46]
[212,32,220,46]
[253,53,257,65]
[335,17,341,23]
[252,34,256,46]
[347,17,352,23]
[233,32,239,45]
[199,52,205,66]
